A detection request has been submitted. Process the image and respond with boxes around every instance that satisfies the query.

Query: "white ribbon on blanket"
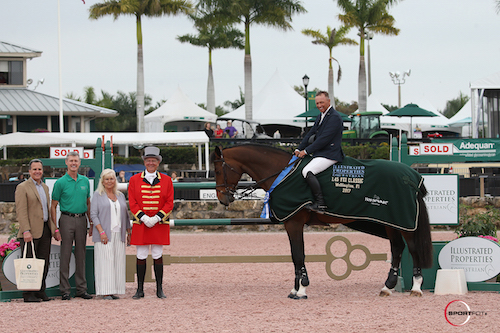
[260,156,298,218]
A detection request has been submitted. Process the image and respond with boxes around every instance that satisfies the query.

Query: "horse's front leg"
[284,216,309,300]
[380,227,405,297]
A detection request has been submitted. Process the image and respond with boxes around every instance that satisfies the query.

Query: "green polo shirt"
[52,173,90,214]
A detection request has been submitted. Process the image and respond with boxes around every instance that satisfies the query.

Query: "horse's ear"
[215,146,222,158]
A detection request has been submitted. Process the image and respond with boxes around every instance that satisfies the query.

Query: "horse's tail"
[414,183,433,269]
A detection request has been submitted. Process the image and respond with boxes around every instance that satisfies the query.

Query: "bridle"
[213,156,240,198]
[213,151,299,200]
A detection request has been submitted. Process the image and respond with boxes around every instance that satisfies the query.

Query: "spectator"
[214,124,223,138]
[204,122,214,138]
[224,121,238,138]
[117,170,127,183]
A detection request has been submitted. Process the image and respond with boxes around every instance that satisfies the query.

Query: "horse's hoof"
[287,293,296,299]
[293,295,308,300]
[379,290,391,297]
[409,290,423,297]
[379,286,392,297]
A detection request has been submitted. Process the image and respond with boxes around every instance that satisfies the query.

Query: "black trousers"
[19,222,51,299]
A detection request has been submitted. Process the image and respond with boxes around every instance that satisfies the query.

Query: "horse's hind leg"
[401,232,425,297]
[380,227,405,297]
[284,215,309,300]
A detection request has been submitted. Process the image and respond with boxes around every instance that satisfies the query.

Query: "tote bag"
[14,241,45,291]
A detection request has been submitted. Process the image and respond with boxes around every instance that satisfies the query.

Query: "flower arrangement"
[477,235,499,243]
[0,239,20,260]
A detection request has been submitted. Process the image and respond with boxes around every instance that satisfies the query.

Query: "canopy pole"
[198,144,202,170]
[205,142,210,177]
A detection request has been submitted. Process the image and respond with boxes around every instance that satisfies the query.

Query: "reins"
[214,153,299,199]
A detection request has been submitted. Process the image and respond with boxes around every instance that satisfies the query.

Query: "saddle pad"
[269,156,424,232]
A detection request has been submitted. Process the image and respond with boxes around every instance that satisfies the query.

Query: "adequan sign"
[438,237,500,282]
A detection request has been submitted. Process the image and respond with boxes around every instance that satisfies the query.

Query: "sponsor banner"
[200,189,266,200]
[422,175,459,225]
[438,237,500,282]
[434,139,500,160]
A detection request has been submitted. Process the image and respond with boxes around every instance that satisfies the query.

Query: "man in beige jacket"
[16,159,60,302]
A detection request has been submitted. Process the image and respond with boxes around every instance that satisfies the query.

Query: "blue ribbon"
[260,156,298,218]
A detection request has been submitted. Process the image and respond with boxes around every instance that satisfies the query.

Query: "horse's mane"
[210,143,291,163]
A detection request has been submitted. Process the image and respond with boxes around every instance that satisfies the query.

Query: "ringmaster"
[129,146,174,299]
[15,158,61,302]
[51,151,92,300]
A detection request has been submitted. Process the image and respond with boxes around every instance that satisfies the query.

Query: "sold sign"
[50,147,84,159]
[417,143,454,155]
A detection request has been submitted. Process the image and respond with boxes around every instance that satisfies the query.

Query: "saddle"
[269,156,424,232]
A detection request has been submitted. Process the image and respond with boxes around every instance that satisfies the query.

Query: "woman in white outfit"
[90,169,131,300]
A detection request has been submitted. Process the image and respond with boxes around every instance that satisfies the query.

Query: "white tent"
[470,71,500,138]
[366,95,389,113]
[223,70,307,128]
[0,132,210,171]
[448,100,473,137]
[145,88,217,132]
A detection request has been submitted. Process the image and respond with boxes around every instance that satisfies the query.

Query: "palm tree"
[302,26,357,108]
[198,0,306,123]
[177,10,244,113]
[336,0,401,112]
[89,0,192,132]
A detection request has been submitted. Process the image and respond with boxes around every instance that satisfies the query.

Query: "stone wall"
[2,197,500,235]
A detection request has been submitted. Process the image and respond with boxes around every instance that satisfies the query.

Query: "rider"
[294,91,344,212]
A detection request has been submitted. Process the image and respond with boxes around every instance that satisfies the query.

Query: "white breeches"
[302,157,337,177]
[136,244,163,260]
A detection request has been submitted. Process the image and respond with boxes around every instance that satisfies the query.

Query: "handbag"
[14,241,45,291]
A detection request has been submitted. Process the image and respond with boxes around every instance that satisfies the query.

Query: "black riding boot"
[132,259,146,299]
[305,171,327,212]
[154,258,167,299]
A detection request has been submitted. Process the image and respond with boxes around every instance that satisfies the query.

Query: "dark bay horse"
[211,144,433,299]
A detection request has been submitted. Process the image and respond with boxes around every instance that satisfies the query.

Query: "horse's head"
[211,146,243,206]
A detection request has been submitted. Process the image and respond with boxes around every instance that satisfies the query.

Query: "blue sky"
[3,0,500,113]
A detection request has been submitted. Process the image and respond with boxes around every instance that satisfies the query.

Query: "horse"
[211,144,433,299]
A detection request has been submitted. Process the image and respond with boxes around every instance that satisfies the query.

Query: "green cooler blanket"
[269,156,424,235]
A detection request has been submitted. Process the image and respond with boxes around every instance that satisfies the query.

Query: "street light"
[389,70,411,108]
[302,74,309,128]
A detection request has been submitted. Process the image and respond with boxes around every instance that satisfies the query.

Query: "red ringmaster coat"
[129,171,174,245]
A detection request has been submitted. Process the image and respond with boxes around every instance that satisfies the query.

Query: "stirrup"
[306,202,327,213]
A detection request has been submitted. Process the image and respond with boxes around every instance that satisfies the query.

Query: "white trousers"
[302,157,337,177]
[136,244,163,260]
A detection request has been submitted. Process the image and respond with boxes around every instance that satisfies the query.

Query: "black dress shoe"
[61,293,71,300]
[24,294,42,303]
[75,292,92,299]
[35,292,51,302]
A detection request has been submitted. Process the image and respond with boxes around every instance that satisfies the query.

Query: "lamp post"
[389,70,411,108]
[302,74,309,129]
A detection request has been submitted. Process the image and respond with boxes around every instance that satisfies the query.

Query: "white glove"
[140,215,153,228]
[149,215,161,227]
